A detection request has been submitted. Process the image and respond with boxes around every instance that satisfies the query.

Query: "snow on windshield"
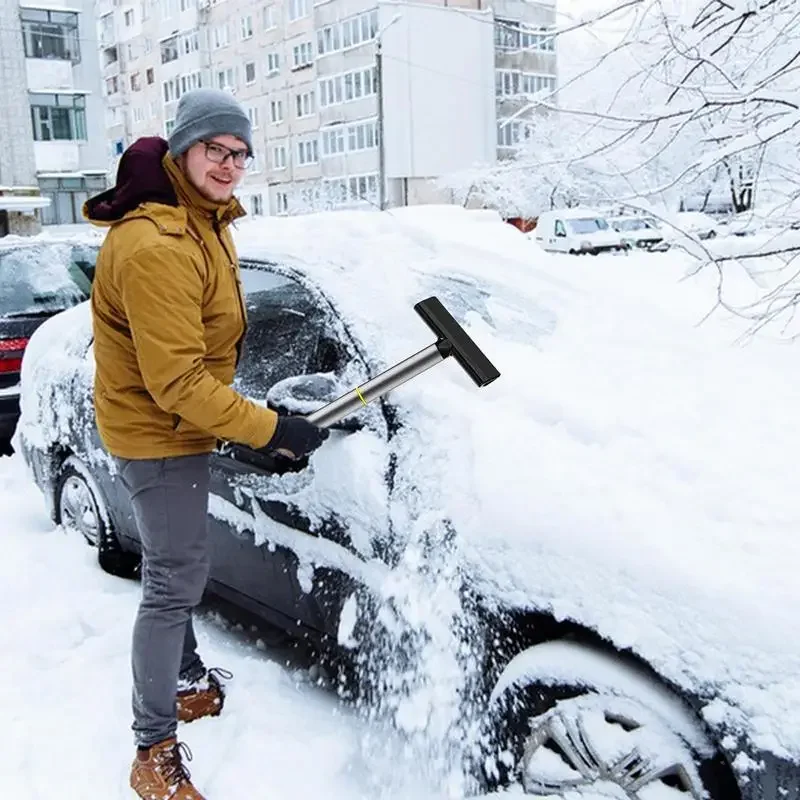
[567,217,609,234]
[0,244,90,318]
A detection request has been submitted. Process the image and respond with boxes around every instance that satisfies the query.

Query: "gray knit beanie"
[167,88,253,157]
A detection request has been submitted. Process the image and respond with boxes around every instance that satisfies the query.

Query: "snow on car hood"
[232,206,800,761]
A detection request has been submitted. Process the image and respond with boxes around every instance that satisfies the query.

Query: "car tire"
[55,457,141,580]
[476,640,737,799]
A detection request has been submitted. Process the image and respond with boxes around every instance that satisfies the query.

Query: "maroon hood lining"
[85,136,178,222]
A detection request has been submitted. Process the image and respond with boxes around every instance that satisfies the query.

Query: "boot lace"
[207,667,233,683]
[159,740,193,787]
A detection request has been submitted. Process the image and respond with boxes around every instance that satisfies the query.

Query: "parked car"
[0,238,98,446]
[534,209,628,255]
[14,211,796,800]
[666,211,721,241]
[609,215,670,251]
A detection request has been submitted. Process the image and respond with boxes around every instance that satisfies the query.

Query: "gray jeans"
[115,453,211,748]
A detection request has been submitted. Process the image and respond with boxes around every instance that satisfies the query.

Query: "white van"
[534,209,627,255]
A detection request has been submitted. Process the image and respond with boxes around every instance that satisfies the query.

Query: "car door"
[206,261,393,637]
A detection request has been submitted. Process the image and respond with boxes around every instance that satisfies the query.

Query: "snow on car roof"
[15,204,800,762]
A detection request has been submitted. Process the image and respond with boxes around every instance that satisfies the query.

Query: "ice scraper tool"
[305,296,500,429]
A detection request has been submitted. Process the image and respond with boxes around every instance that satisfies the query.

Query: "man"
[84,88,329,800]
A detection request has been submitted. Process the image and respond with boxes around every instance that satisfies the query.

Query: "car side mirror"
[266,373,363,431]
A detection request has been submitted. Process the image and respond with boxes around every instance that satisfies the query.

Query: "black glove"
[261,415,329,460]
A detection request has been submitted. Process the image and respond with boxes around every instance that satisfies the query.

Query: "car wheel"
[478,640,736,799]
[56,457,140,580]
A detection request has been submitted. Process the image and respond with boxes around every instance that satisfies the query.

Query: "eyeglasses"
[200,140,253,169]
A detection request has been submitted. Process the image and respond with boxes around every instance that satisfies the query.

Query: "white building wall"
[379,2,496,180]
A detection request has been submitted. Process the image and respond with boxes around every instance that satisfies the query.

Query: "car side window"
[234,264,348,401]
[70,244,97,293]
[555,220,566,237]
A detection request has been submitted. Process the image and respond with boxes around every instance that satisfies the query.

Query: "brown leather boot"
[176,667,232,724]
[130,737,205,799]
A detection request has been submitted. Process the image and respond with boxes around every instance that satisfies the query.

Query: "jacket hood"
[84,137,178,224]
[83,136,246,229]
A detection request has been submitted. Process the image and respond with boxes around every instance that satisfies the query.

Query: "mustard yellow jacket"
[85,150,278,459]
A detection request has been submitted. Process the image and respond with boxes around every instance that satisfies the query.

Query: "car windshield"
[615,218,649,231]
[567,217,609,234]
[0,243,94,318]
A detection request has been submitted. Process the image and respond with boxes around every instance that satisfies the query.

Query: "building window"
[20,8,81,63]
[297,138,318,165]
[321,127,345,156]
[321,174,378,207]
[105,76,119,96]
[292,41,313,69]
[165,118,175,136]
[163,78,178,103]
[29,93,88,141]
[180,30,199,55]
[133,106,145,124]
[272,145,287,170]
[160,35,178,63]
[240,15,253,39]
[295,90,314,118]
[245,62,256,84]
[179,71,202,94]
[266,51,280,75]
[495,19,555,53]
[317,10,377,57]
[270,99,283,123]
[38,174,108,226]
[251,194,264,216]
[321,118,377,156]
[130,72,141,91]
[287,0,309,22]
[319,66,376,108]
[275,191,289,214]
[213,23,230,49]
[99,13,114,47]
[124,9,135,26]
[217,67,237,91]
[146,67,155,84]
[497,119,533,148]
[263,5,276,30]
[247,104,260,128]
[495,70,556,97]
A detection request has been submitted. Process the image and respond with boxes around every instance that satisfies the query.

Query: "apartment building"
[100,0,557,217]
[492,0,558,155]
[0,0,109,230]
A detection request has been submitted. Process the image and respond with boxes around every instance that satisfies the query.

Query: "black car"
[0,239,97,446]
[15,239,796,800]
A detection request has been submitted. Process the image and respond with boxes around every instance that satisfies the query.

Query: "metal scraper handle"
[304,296,500,429]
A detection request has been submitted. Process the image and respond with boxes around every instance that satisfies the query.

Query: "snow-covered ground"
[0,451,452,800]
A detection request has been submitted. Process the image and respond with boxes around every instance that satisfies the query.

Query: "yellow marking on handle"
[354,385,368,406]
